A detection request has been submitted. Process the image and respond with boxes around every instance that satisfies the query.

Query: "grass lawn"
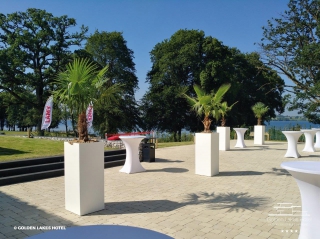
[0,136,64,162]
[156,141,194,148]
[0,135,194,162]
[0,131,28,136]
[0,130,75,137]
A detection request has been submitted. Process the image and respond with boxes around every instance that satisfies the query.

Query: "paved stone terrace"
[1,140,319,239]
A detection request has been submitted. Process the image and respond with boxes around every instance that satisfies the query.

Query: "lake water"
[265,121,320,130]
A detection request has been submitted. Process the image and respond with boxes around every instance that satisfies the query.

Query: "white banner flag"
[41,96,53,130]
[86,103,93,128]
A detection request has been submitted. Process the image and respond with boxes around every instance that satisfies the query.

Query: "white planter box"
[64,141,105,216]
[254,125,265,145]
[195,133,219,176]
[216,127,230,151]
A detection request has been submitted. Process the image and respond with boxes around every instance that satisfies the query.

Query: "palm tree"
[219,101,238,127]
[53,58,121,141]
[252,102,269,125]
[184,84,231,132]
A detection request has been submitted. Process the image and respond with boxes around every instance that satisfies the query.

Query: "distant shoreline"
[272,116,307,121]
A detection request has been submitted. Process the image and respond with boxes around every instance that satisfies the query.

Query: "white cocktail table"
[282,131,303,158]
[233,128,248,148]
[300,129,316,152]
[119,136,146,174]
[281,161,320,239]
[312,128,320,148]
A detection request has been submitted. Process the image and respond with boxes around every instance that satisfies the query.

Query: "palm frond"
[213,84,231,103]
[193,84,205,98]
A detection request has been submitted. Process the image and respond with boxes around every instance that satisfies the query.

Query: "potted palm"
[216,101,238,151]
[252,102,269,145]
[54,58,119,216]
[184,84,231,176]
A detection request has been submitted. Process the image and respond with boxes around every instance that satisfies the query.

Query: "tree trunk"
[173,131,177,142]
[65,124,68,137]
[221,117,226,127]
[78,112,88,141]
[202,116,212,133]
[37,108,44,136]
[178,129,181,142]
[257,118,262,125]
[71,113,77,137]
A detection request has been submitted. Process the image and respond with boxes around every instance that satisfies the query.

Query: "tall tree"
[85,31,140,134]
[0,8,88,134]
[201,51,285,126]
[140,30,206,141]
[141,30,284,139]
[260,0,320,122]
[0,92,7,130]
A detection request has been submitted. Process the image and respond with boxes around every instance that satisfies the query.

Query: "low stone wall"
[105,140,125,149]
[21,135,125,148]
[9,135,126,148]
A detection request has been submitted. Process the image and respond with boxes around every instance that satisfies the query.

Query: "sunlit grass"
[157,141,194,148]
[0,136,64,162]
[0,135,194,162]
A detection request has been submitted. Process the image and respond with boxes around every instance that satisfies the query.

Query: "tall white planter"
[195,133,219,176]
[254,125,265,145]
[64,141,105,216]
[216,126,230,151]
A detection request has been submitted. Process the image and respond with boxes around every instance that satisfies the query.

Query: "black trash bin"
[139,139,155,162]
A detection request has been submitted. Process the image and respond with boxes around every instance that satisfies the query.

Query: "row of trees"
[0,0,319,141]
[0,9,139,135]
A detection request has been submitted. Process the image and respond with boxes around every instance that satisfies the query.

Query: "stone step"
[0,151,126,186]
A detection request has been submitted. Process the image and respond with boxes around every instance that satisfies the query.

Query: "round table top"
[282,131,303,134]
[233,128,248,131]
[300,129,316,132]
[119,135,146,139]
[27,225,173,239]
[281,161,320,174]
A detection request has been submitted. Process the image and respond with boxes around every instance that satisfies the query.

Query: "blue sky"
[2,0,296,115]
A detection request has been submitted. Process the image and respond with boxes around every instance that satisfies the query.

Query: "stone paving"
[1,139,320,239]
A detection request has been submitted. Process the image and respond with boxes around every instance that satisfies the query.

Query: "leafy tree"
[53,58,120,141]
[59,104,70,136]
[0,92,7,130]
[0,8,88,135]
[140,30,206,140]
[183,84,231,132]
[85,31,140,134]
[252,102,269,125]
[200,50,285,126]
[260,0,320,122]
[141,30,284,138]
[1,91,38,131]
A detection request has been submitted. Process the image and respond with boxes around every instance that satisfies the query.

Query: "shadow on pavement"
[154,158,184,163]
[184,191,271,212]
[146,167,189,173]
[96,191,271,215]
[218,168,291,177]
